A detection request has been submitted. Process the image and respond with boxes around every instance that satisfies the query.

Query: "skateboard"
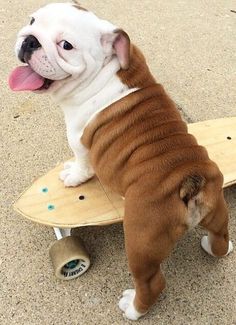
[14,117,236,280]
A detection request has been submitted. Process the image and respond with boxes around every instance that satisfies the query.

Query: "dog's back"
[81,55,223,204]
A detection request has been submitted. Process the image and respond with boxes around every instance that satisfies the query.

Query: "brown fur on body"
[82,45,222,200]
[82,44,229,314]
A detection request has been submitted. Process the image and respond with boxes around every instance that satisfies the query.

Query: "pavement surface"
[0,1,236,324]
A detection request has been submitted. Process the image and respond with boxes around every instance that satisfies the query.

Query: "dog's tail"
[179,174,205,206]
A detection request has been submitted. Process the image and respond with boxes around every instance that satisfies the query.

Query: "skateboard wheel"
[49,236,90,280]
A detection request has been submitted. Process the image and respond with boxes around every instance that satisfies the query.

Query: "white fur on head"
[15,2,130,98]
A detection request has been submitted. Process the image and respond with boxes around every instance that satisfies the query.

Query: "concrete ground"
[0,0,235,324]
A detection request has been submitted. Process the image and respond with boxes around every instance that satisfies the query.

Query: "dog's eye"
[29,17,35,25]
[58,40,74,50]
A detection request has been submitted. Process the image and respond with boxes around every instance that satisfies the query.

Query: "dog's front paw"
[59,161,94,187]
[118,289,145,321]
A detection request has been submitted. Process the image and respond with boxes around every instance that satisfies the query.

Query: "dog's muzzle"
[18,35,41,63]
[9,33,71,91]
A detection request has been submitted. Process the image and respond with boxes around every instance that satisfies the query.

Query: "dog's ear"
[101,29,130,70]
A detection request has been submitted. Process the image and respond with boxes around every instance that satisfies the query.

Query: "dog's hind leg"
[119,265,165,320]
[200,190,233,257]
[118,197,187,320]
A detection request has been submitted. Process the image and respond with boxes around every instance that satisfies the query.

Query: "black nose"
[18,35,41,63]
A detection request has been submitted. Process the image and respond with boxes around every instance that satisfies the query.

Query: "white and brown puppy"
[9,2,233,321]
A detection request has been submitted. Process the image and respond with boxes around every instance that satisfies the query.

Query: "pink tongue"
[9,66,45,91]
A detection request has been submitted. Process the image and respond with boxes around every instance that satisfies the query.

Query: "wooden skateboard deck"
[14,117,236,229]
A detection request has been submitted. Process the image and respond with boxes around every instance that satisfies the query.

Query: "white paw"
[59,161,94,187]
[201,235,233,257]
[118,289,145,321]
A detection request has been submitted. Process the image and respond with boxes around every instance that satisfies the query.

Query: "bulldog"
[9,2,233,321]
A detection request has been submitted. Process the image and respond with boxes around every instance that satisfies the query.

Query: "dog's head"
[9,2,130,96]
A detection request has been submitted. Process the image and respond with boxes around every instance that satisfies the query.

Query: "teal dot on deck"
[48,204,55,211]
[41,187,48,193]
